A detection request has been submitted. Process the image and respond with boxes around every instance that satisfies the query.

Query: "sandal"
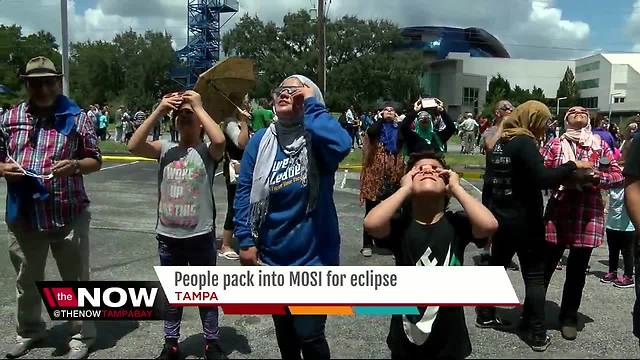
[218,249,240,260]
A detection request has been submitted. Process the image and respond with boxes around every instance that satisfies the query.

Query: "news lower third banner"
[36,267,519,320]
[154,266,520,315]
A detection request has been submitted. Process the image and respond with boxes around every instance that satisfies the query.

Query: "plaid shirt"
[0,102,101,231]
[541,137,623,248]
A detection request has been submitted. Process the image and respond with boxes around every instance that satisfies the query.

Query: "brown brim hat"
[20,56,62,78]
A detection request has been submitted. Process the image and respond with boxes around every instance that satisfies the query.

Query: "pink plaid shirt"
[541,137,623,248]
[0,102,101,231]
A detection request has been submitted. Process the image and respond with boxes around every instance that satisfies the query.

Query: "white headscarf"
[249,75,321,240]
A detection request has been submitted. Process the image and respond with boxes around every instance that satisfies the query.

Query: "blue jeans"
[158,232,219,341]
[272,314,329,360]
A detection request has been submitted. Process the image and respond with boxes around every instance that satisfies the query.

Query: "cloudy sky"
[1,0,639,59]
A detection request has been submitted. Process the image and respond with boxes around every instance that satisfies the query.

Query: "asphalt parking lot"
[0,160,636,359]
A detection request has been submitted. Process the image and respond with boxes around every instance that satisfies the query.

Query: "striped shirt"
[0,102,102,231]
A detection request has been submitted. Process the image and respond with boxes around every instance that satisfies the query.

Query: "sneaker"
[475,317,511,329]
[529,334,552,352]
[613,275,635,288]
[204,341,227,360]
[67,339,93,359]
[507,260,520,271]
[601,272,617,284]
[360,247,372,257]
[6,335,44,359]
[560,324,577,340]
[157,341,181,360]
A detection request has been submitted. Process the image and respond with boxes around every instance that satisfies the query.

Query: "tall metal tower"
[175,0,239,88]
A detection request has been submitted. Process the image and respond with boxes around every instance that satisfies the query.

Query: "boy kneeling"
[364,152,498,359]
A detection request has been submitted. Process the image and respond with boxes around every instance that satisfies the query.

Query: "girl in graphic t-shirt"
[128,91,227,360]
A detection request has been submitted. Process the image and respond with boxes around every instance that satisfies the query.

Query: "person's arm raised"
[183,90,226,161]
[294,87,351,173]
[440,169,498,239]
[127,95,180,159]
[237,110,251,150]
[364,169,417,239]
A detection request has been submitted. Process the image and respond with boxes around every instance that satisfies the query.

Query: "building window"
[463,87,479,105]
[578,97,599,109]
[614,97,625,104]
[576,61,600,74]
[577,78,599,90]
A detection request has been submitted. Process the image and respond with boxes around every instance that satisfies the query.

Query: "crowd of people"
[0,55,639,360]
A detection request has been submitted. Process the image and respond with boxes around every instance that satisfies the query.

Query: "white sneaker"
[360,248,372,257]
[67,338,94,359]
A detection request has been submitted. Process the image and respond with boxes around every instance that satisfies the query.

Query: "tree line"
[0,25,177,111]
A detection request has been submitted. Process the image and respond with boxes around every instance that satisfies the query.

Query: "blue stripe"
[353,306,420,315]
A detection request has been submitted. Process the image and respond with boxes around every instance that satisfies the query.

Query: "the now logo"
[78,287,158,308]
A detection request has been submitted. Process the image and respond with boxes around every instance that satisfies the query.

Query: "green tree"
[222,11,421,110]
[556,66,578,107]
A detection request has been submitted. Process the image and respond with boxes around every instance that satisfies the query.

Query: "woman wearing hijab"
[476,101,593,352]
[399,98,456,155]
[359,102,406,257]
[541,106,623,341]
[233,75,351,359]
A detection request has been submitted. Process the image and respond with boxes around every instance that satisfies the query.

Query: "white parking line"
[100,161,139,171]
[461,177,482,194]
[215,171,223,177]
[340,169,349,189]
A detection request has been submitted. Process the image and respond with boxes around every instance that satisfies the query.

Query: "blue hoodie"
[234,97,351,266]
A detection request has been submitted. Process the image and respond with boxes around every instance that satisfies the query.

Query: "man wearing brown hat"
[0,56,101,359]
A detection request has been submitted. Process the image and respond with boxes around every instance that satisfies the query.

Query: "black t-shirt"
[624,133,640,177]
[387,207,485,360]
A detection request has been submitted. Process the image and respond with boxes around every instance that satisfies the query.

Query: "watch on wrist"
[73,160,81,175]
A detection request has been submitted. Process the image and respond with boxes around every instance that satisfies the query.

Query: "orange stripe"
[288,306,354,315]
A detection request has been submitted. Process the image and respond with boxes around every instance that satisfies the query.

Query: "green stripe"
[353,306,420,315]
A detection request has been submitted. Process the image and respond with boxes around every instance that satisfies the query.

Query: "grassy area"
[340,148,485,170]
[99,140,129,154]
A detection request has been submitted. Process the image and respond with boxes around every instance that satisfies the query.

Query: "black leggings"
[544,244,593,325]
[362,199,393,249]
[224,182,237,231]
[606,229,635,276]
[476,228,547,339]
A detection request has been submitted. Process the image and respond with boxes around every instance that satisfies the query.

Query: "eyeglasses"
[272,86,305,98]
[382,107,396,112]
[6,153,53,180]
[26,78,58,89]
[498,106,514,112]
[567,107,588,116]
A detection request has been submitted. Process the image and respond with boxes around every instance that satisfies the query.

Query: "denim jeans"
[272,314,329,360]
[158,232,219,341]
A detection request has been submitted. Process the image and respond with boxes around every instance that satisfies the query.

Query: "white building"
[574,53,640,120]
[424,52,640,121]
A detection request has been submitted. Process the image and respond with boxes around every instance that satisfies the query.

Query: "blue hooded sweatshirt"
[233,97,351,266]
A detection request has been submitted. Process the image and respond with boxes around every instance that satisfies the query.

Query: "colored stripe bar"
[353,306,420,315]
[288,306,354,316]
[42,288,56,308]
[221,305,287,315]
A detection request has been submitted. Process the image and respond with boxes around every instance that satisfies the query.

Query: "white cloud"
[0,0,592,59]
[626,0,640,51]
